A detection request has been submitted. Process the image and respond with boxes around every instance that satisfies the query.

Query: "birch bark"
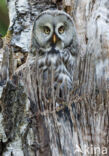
[0,0,109,155]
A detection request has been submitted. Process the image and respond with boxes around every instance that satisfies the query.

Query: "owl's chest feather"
[37,49,75,89]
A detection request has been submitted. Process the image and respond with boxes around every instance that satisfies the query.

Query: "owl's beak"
[52,34,57,44]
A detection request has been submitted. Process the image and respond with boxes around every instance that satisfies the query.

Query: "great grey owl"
[31,10,78,94]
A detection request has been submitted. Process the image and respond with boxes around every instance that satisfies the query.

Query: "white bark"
[0,0,109,156]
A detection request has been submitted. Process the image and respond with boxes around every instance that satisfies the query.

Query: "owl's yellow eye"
[44,26,50,34]
[58,26,65,34]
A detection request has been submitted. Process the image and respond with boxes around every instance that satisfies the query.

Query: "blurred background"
[0,0,9,36]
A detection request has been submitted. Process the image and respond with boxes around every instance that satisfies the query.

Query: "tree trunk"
[0,0,109,156]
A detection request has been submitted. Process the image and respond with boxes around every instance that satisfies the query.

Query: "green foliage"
[0,22,8,36]
[0,0,7,11]
[0,0,9,36]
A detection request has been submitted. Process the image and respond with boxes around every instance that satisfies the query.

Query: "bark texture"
[0,0,109,156]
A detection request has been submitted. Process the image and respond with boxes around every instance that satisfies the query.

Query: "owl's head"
[32,10,76,53]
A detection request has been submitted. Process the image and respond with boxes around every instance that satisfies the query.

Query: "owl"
[31,10,78,95]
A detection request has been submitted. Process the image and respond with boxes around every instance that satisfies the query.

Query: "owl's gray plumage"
[31,10,78,93]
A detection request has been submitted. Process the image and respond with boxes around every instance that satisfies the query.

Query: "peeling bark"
[0,0,109,156]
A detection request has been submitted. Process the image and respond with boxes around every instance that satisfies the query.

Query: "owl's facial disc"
[54,16,75,48]
[34,17,53,49]
[33,11,76,52]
